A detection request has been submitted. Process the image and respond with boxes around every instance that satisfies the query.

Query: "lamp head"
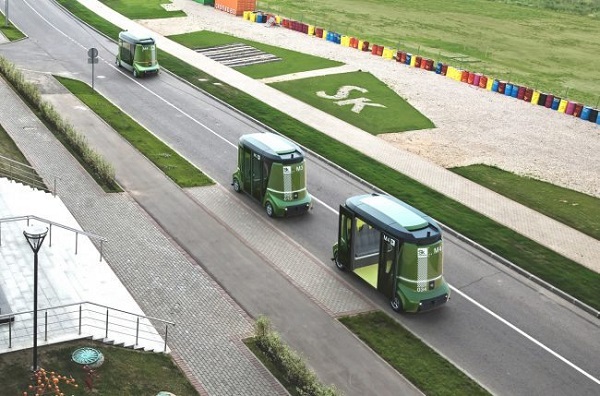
[23,225,48,253]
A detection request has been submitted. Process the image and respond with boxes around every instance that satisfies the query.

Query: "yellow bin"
[275,15,281,25]
[531,91,540,105]
[384,48,394,60]
[243,11,250,21]
[410,55,416,67]
[322,29,328,40]
[558,98,568,113]
[486,76,494,90]
[250,13,256,22]
[341,35,349,46]
[358,39,364,50]
[308,25,315,35]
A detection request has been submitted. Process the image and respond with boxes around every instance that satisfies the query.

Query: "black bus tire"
[390,295,403,313]
[333,251,345,271]
[265,202,274,217]
[233,178,241,193]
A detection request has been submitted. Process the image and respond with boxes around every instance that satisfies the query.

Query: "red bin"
[498,81,506,94]
[371,44,379,55]
[376,45,383,56]
[517,86,526,100]
[545,94,554,108]
[524,88,533,102]
[461,70,469,83]
[441,64,448,76]
[479,75,488,88]
[573,103,583,117]
[414,56,422,68]
[362,41,369,51]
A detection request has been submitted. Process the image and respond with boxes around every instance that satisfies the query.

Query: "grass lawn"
[270,71,434,133]
[55,76,213,188]
[168,31,343,79]
[99,0,186,19]
[53,0,600,312]
[0,124,32,164]
[0,339,198,395]
[0,16,26,41]
[257,0,600,106]
[452,165,600,240]
[339,311,489,396]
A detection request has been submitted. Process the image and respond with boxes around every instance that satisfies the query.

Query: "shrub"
[254,316,341,396]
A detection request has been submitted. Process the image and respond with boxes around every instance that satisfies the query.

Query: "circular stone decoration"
[72,347,101,365]
[156,392,176,396]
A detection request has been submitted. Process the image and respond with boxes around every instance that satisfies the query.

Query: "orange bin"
[214,0,256,16]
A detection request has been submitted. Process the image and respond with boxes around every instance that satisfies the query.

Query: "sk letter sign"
[316,86,386,114]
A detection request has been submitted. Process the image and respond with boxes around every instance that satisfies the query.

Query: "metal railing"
[0,215,108,261]
[0,301,175,353]
[0,155,57,196]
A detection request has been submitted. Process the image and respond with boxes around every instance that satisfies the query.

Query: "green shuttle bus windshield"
[346,194,441,245]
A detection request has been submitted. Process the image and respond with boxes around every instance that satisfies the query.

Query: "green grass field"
[55,76,213,188]
[99,0,186,19]
[168,30,342,79]
[270,71,434,133]
[340,311,490,396]
[258,0,600,107]
[452,165,600,240]
[0,339,198,395]
[0,16,26,41]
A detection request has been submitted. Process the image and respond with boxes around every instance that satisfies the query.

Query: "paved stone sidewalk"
[74,0,600,273]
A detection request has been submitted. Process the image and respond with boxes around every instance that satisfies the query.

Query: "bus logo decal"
[283,166,292,201]
[417,248,428,292]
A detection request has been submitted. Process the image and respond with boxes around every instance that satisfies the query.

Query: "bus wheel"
[232,178,241,193]
[333,251,345,271]
[265,202,274,217]
[133,69,139,78]
[390,296,403,313]
[115,58,120,67]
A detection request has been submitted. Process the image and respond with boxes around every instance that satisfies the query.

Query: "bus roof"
[119,31,156,45]
[239,133,304,163]
[346,194,441,243]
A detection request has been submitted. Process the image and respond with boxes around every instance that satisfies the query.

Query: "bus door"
[378,234,398,298]
[251,152,263,201]
[242,147,252,193]
[337,205,354,269]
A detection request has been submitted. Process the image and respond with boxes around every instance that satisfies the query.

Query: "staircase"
[0,177,173,354]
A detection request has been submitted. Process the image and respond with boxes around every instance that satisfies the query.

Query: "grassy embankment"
[0,339,199,395]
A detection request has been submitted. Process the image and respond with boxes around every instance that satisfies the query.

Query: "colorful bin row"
[241,13,599,125]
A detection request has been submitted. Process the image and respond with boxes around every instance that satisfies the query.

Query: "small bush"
[254,316,341,396]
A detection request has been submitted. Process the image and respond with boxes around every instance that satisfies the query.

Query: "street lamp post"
[23,225,48,372]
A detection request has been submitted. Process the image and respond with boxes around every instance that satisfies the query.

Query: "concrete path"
[75,0,600,273]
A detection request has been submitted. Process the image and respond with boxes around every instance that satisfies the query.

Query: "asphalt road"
[1,1,599,395]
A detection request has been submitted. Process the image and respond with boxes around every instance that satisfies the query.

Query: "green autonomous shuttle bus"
[232,133,312,217]
[116,31,159,78]
[333,194,450,313]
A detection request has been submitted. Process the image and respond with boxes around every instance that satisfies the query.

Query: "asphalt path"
[1,1,599,395]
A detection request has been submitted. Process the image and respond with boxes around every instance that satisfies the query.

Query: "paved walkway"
[76,0,600,273]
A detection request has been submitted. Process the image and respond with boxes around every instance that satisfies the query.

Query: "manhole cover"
[72,347,101,365]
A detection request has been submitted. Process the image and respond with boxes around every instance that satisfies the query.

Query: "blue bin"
[256,14,263,23]
[326,32,332,41]
[551,97,561,110]
[492,79,499,92]
[335,33,341,44]
[587,109,598,123]
[435,62,443,74]
[580,106,591,121]
[511,85,519,98]
[505,84,513,96]
[405,53,412,65]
